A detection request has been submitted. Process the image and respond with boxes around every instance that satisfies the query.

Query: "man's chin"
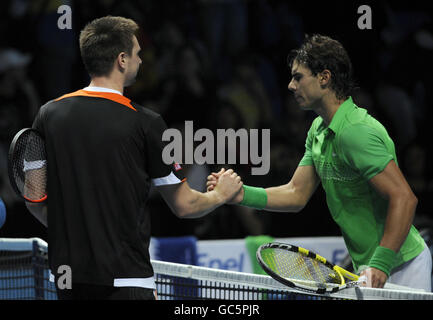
[298,101,312,111]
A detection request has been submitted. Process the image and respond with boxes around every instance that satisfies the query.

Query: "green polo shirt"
[299,97,425,273]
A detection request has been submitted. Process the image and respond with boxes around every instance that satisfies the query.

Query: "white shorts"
[387,244,432,292]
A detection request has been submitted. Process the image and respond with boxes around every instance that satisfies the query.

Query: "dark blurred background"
[0,0,432,242]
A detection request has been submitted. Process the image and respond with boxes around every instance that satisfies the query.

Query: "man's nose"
[288,79,296,92]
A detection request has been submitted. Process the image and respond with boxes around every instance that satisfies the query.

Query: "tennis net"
[1,237,432,300]
[0,237,56,300]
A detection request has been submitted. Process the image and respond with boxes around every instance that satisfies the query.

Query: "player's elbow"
[173,206,190,219]
[293,203,306,213]
[175,192,212,219]
[170,203,188,218]
[397,189,418,204]
[172,196,198,218]
[392,189,418,211]
[406,192,418,209]
[289,192,309,213]
[285,199,306,213]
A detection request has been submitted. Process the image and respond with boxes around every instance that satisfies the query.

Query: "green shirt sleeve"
[338,124,394,180]
[298,117,321,166]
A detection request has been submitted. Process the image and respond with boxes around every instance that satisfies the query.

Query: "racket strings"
[12,131,47,201]
[261,248,341,288]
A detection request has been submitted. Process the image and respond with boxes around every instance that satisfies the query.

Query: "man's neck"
[314,93,346,126]
[88,77,124,95]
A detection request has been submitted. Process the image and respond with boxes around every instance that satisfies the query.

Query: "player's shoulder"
[38,90,78,111]
[131,102,168,130]
[36,98,58,117]
[131,102,162,120]
[337,117,388,150]
[344,103,386,129]
[341,106,386,137]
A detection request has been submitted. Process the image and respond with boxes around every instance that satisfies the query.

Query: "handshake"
[206,168,245,204]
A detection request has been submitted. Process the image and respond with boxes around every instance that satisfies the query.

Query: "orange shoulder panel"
[55,90,137,112]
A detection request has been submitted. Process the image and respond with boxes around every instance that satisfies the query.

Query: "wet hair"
[288,34,355,100]
[79,16,139,77]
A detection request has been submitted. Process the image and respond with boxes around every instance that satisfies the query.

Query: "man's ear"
[319,69,332,88]
[117,52,127,70]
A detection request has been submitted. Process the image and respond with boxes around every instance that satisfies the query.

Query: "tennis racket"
[8,128,47,203]
[257,242,361,294]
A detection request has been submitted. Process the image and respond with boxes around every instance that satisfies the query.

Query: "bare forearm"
[178,189,225,218]
[380,194,418,252]
[264,184,304,212]
[159,171,242,219]
[264,177,319,212]
[25,203,48,227]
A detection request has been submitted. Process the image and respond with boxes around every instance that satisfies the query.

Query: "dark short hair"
[288,34,354,100]
[79,16,139,77]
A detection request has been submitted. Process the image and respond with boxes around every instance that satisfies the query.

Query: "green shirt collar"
[328,96,355,133]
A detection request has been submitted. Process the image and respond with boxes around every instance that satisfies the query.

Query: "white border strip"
[83,86,122,95]
[113,277,156,289]
[152,172,182,186]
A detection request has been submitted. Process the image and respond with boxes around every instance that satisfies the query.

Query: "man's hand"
[207,168,244,204]
[212,169,243,203]
[206,168,223,192]
[360,267,388,288]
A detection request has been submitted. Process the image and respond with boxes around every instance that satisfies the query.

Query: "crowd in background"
[0,0,432,241]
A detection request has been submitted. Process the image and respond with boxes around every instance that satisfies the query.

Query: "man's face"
[124,36,142,87]
[288,60,323,110]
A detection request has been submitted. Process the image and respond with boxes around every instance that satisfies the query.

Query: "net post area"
[31,239,46,300]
